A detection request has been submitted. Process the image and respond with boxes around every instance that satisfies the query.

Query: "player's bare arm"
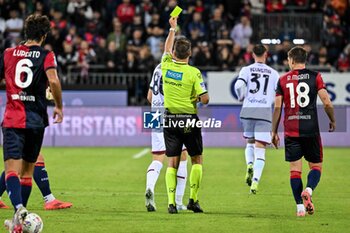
[318,88,336,132]
[46,68,63,123]
[0,79,6,87]
[271,95,283,149]
[164,17,177,54]
[147,89,152,104]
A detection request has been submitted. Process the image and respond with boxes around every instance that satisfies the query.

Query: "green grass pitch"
[0,147,349,233]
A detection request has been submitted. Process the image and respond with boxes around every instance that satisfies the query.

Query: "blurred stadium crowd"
[0,0,349,76]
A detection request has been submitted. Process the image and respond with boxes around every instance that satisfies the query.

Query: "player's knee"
[152,153,165,162]
[255,140,267,148]
[290,170,302,178]
[247,139,255,144]
[311,165,322,172]
[180,150,187,161]
[20,170,34,178]
[191,155,202,164]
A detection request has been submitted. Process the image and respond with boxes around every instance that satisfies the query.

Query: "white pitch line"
[132,148,150,159]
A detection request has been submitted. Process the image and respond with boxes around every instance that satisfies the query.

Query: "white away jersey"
[149,64,164,107]
[238,62,279,122]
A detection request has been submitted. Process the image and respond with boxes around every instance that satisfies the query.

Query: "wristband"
[169,28,177,32]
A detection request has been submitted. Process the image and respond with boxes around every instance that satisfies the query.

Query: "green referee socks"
[166,167,177,205]
[190,164,203,202]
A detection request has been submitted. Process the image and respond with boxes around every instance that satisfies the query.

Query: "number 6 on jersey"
[15,58,34,88]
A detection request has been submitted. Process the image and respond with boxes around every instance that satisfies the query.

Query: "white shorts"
[241,118,272,144]
[151,131,186,154]
[151,132,166,154]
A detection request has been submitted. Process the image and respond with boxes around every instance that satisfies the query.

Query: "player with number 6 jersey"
[272,46,336,217]
[0,14,63,233]
[1,44,56,128]
[234,44,279,194]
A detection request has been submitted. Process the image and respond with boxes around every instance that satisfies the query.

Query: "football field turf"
[0,147,349,233]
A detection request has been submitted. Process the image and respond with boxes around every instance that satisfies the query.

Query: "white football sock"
[297,204,305,212]
[245,143,255,165]
[146,160,163,193]
[305,187,313,196]
[15,204,23,210]
[44,194,56,203]
[175,160,188,205]
[253,147,265,182]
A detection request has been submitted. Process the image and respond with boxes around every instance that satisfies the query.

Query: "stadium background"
[0,1,350,233]
[1,0,349,147]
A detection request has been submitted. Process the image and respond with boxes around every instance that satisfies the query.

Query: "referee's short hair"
[174,36,191,59]
[288,46,307,64]
[253,44,267,57]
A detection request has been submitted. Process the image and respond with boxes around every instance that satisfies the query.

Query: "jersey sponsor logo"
[12,49,40,58]
[152,100,164,106]
[11,91,35,102]
[247,97,267,104]
[287,114,312,120]
[164,79,182,87]
[165,70,183,81]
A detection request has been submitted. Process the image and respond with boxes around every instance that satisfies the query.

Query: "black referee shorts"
[284,135,323,163]
[163,113,203,157]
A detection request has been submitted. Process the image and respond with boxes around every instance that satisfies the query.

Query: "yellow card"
[170,6,182,17]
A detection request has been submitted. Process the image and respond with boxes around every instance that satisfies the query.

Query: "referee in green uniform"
[161,17,209,214]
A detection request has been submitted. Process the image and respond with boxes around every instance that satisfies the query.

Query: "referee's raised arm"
[164,17,177,54]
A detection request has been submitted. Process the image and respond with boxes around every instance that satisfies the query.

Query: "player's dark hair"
[288,46,307,64]
[24,14,51,42]
[174,37,191,59]
[253,44,267,57]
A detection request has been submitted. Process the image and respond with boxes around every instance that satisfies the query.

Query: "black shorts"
[163,114,203,157]
[284,135,323,163]
[2,127,45,163]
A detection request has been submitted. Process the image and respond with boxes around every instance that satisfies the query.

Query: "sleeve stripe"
[238,78,247,85]
[198,91,208,97]
[44,66,57,72]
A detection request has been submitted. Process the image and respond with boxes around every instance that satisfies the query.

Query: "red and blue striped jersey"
[276,69,326,137]
[0,45,57,128]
